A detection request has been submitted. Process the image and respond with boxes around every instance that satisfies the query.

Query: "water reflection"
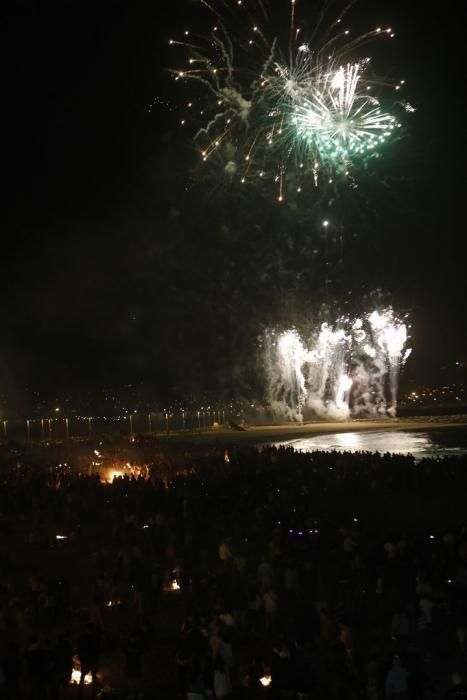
[281,430,465,458]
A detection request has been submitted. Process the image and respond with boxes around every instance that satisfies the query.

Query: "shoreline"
[1,415,466,451]
[162,414,467,445]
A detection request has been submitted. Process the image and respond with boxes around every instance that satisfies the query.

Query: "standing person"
[417,594,433,653]
[262,588,278,637]
[213,655,232,699]
[125,630,144,700]
[319,606,337,661]
[257,557,273,591]
[52,633,73,699]
[219,540,233,563]
[270,641,294,700]
[391,609,410,648]
[445,673,467,700]
[24,637,47,700]
[29,570,43,612]
[88,598,104,633]
[385,655,409,700]
[366,655,381,700]
[247,584,262,636]
[245,657,263,700]
[339,619,354,654]
[175,626,190,699]
[77,623,100,696]
[186,654,206,700]
[405,644,424,700]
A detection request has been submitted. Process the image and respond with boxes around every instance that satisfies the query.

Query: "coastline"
[166,414,467,445]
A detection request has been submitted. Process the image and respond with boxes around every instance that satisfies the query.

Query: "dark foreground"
[0,441,467,699]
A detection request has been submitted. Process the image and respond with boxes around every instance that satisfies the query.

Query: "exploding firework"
[264,307,411,421]
[169,0,412,199]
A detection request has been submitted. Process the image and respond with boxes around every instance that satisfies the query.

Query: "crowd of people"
[0,439,467,699]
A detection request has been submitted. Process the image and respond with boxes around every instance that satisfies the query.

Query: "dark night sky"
[3,0,466,411]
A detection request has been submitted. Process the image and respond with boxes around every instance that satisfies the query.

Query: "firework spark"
[168,1,409,199]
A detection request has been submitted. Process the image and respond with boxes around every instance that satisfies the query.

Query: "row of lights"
[2,409,229,440]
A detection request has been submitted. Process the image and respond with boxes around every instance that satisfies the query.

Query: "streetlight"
[88,417,93,437]
[3,420,7,439]
[48,418,52,440]
[26,419,31,442]
[129,415,134,439]
[65,417,69,440]
[181,410,186,430]
[41,418,44,440]
[197,410,201,432]
[148,413,152,434]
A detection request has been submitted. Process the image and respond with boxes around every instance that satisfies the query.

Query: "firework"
[169,0,411,199]
[264,307,411,421]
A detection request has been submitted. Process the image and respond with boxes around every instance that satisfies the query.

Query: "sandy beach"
[166,414,467,445]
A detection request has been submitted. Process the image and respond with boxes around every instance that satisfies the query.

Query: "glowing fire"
[70,667,92,685]
[259,674,272,687]
[164,579,181,592]
[101,462,149,483]
[109,470,123,481]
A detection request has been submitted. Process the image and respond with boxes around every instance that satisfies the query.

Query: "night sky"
[3,0,466,412]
